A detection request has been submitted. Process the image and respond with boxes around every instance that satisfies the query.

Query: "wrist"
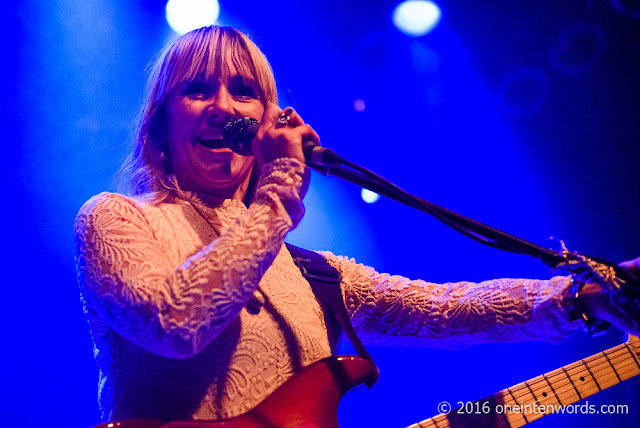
[563,278,610,336]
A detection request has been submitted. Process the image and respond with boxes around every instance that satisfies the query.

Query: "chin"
[199,169,253,192]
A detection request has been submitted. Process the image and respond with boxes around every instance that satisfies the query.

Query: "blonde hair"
[117,26,278,203]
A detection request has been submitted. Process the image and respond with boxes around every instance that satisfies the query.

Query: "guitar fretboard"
[410,336,640,428]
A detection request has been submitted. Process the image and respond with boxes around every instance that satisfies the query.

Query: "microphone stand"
[222,115,638,327]
[306,153,639,313]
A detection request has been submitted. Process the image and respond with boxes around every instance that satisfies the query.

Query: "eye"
[228,77,258,101]
[231,84,257,100]
[183,82,211,99]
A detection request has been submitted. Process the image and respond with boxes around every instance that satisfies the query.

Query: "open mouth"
[197,138,226,149]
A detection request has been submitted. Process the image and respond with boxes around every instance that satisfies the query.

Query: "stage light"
[354,99,366,112]
[361,189,380,204]
[165,0,220,35]
[392,0,442,37]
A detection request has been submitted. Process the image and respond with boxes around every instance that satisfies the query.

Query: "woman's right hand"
[579,256,640,336]
[251,103,320,168]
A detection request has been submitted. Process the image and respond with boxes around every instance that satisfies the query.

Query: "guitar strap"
[286,243,376,369]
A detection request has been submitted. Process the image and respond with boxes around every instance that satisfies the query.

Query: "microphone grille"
[223,117,259,156]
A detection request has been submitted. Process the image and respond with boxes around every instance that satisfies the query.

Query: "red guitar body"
[92,355,378,428]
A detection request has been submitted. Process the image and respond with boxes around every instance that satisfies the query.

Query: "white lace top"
[74,158,579,422]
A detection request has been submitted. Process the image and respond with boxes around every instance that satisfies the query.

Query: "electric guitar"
[408,334,640,428]
[94,335,639,428]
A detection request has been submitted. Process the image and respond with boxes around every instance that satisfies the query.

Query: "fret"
[408,412,448,428]
[539,367,579,405]
[541,374,559,405]
[585,350,620,389]
[520,378,555,418]
[505,384,544,423]
[492,396,518,428]
[624,342,640,371]
[495,390,529,427]
[563,366,584,400]
[602,349,623,383]
[613,359,640,383]
[411,398,519,428]
[407,415,428,427]
[563,360,600,399]
[427,414,444,428]
[427,415,444,428]
[480,396,518,428]
[524,374,562,409]
[429,417,443,428]
[410,337,640,428]
[608,347,640,382]
[449,400,511,428]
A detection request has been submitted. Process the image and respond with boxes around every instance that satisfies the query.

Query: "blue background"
[4,0,639,427]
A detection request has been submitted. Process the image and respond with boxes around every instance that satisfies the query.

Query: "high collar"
[178,190,247,210]
[176,190,248,230]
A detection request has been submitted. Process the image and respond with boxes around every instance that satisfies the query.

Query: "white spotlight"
[165,0,220,35]
[354,99,366,112]
[361,189,380,204]
[392,0,442,37]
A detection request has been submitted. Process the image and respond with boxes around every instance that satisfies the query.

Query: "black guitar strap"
[285,243,376,369]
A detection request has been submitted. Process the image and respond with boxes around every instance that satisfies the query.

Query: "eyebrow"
[228,75,258,87]
[174,74,259,97]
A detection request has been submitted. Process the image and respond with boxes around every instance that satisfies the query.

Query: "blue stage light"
[361,188,380,204]
[165,0,220,35]
[392,0,442,37]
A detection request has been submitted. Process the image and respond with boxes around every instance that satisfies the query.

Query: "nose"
[206,86,235,123]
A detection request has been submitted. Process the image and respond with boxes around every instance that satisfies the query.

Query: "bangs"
[158,27,272,104]
[126,26,277,198]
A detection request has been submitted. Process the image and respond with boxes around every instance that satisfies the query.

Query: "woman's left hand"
[579,256,640,336]
[252,103,320,168]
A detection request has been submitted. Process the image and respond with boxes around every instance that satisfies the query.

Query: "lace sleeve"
[74,158,307,359]
[320,252,580,349]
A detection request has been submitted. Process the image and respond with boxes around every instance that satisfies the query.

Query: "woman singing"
[74,25,639,425]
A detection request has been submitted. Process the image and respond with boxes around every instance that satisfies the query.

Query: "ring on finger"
[275,107,294,128]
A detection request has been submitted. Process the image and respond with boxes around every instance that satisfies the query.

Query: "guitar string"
[502,344,638,407]
[521,344,638,398]
[416,357,625,428]
[512,346,626,400]
[416,340,639,428]
[505,343,630,398]
[476,354,632,427]
[507,340,640,423]
[424,351,624,428]
[436,344,639,427]
[468,348,616,415]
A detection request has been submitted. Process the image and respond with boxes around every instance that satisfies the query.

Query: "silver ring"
[275,107,294,128]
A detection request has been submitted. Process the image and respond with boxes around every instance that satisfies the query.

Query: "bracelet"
[564,277,610,336]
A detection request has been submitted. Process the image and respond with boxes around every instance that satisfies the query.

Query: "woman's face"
[166,60,264,199]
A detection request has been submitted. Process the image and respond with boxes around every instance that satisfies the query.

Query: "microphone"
[223,117,343,166]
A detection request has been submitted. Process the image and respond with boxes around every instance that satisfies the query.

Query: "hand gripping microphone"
[223,117,344,166]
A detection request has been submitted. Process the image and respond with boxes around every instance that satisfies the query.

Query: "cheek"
[168,98,201,129]
[167,103,182,144]
[254,105,265,120]
[238,102,265,122]
[167,101,198,153]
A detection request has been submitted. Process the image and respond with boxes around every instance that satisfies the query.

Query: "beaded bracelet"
[564,277,610,336]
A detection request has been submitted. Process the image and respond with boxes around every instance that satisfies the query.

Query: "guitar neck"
[411,336,640,428]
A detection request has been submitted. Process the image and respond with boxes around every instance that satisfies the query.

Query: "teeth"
[197,138,225,149]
